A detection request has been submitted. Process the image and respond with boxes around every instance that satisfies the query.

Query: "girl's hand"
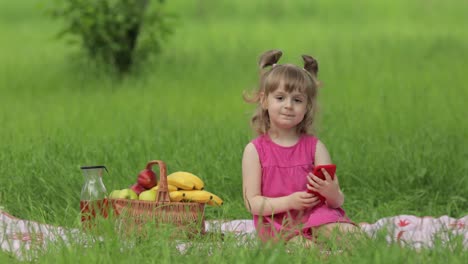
[288,191,321,210]
[306,168,341,202]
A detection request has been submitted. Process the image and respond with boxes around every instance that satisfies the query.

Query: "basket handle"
[148,160,170,203]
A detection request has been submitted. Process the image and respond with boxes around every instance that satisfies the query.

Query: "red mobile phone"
[312,164,336,181]
[307,164,336,200]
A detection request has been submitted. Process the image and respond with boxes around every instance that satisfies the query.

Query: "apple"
[130,183,146,195]
[139,190,157,201]
[109,190,122,199]
[137,161,159,189]
[117,189,138,200]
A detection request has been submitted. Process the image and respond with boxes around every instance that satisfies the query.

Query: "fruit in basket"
[207,193,224,207]
[171,190,223,206]
[178,190,213,203]
[110,189,138,200]
[177,172,205,190]
[130,183,146,195]
[109,190,121,199]
[151,184,178,192]
[121,189,139,200]
[137,161,159,189]
[167,171,204,190]
[169,191,184,202]
[139,190,157,201]
[167,174,194,190]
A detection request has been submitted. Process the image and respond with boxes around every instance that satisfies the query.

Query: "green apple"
[117,189,138,200]
[109,190,122,199]
[139,190,157,201]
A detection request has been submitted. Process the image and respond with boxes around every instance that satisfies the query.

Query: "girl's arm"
[313,140,345,208]
[242,143,293,215]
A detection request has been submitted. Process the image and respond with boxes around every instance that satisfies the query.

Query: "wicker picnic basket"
[109,160,205,235]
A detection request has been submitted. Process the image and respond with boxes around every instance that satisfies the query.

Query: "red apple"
[130,183,146,195]
[137,161,158,189]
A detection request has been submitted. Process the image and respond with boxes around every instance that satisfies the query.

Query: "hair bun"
[258,50,283,69]
[301,55,319,76]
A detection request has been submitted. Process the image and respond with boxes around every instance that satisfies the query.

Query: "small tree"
[48,0,174,73]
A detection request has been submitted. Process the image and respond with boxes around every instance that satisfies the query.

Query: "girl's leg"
[315,222,359,237]
[287,234,315,249]
[312,223,362,250]
[285,223,361,251]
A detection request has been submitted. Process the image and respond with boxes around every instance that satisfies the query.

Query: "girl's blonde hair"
[244,49,321,135]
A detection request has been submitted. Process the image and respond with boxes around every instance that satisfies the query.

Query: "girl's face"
[264,85,308,131]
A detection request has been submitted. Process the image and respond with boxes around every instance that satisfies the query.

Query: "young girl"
[242,49,357,245]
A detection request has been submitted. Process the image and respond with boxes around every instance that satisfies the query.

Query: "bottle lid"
[80,165,108,172]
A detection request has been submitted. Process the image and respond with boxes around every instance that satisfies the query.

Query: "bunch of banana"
[149,171,223,206]
[166,171,205,190]
[169,190,223,207]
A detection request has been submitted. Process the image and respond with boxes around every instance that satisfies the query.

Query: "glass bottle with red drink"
[80,165,109,231]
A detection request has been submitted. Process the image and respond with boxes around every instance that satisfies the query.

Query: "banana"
[151,184,178,192]
[179,190,212,203]
[182,172,205,190]
[169,191,184,202]
[167,171,205,190]
[167,172,195,190]
[207,193,223,207]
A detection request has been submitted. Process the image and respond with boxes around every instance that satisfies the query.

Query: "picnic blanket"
[1,207,467,260]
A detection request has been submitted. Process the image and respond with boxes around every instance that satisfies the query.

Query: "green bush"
[48,0,174,73]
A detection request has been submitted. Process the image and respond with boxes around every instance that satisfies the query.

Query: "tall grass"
[0,0,466,262]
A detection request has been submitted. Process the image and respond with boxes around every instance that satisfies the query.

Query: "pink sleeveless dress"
[252,134,352,241]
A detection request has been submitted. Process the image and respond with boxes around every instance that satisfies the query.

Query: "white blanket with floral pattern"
[1,207,466,260]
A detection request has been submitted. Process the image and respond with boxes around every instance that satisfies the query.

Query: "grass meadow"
[0,0,467,262]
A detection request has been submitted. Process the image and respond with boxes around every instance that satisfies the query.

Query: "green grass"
[0,0,467,262]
